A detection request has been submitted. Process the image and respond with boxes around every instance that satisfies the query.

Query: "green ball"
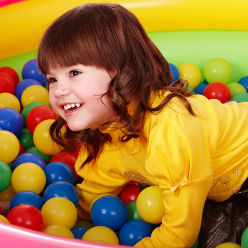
[18,128,34,149]
[0,160,12,192]
[26,146,52,163]
[126,200,142,221]
[242,227,248,248]
[21,102,45,126]
[204,58,232,84]
[231,92,248,102]
[191,238,199,248]
[227,82,246,98]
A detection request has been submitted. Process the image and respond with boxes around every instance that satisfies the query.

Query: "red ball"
[18,143,26,155]
[120,184,141,205]
[0,67,19,86]
[7,204,44,232]
[203,82,231,103]
[50,151,78,181]
[0,72,15,94]
[26,105,58,133]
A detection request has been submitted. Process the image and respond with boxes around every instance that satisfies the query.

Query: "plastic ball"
[22,59,47,86]
[21,102,45,126]
[41,197,77,229]
[0,72,15,94]
[71,226,88,239]
[21,85,49,107]
[44,225,74,238]
[203,82,231,103]
[0,93,20,112]
[169,63,179,83]
[194,83,208,95]
[0,66,19,86]
[10,190,44,210]
[11,162,46,194]
[136,186,165,224]
[191,238,199,248]
[118,220,152,246]
[91,195,128,231]
[12,152,46,171]
[0,215,10,224]
[178,63,202,88]
[0,160,12,192]
[127,200,142,221]
[18,128,34,150]
[239,76,248,91]
[50,151,78,180]
[44,161,75,185]
[227,82,246,98]
[74,220,94,229]
[204,58,232,84]
[82,226,119,245]
[232,92,248,102]
[215,242,241,248]
[26,105,57,133]
[18,143,26,155]
[0,130,20,163]
[15,79,41,102]
[241,226,248,248]
[120,184,140,205]
[7,204,44,231]
[0,108,24,136]
[33,119,63,155]
[26,146,52,163]
[0,185,16,201]
[44,181,79,207]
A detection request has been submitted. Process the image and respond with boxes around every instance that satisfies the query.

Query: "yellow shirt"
[75,93,248,248]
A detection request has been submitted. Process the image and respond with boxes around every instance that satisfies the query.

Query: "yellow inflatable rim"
[0,0,248,60]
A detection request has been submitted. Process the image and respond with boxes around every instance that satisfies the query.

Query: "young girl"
[37,3,248,248]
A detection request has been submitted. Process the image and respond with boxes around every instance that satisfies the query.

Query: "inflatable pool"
[0,0,248,247]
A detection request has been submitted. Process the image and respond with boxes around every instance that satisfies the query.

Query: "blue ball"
[22,59,46,86]
[44,181,79,207]
[91,195,128,231]
[12,152,46,171]
[15,79,41,102]
[118,220,153,246]
[169,63,179,83]
[194,83,208,95]
[239,76,248,92]
[10,190,44,210]
[71,226,88,239]
[0,108,24,136]
[44,161,75,185]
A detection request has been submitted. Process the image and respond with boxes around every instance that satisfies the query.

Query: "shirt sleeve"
[135,112,214,248]
[75,145,129,217]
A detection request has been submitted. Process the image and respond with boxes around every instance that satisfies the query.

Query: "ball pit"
[0,1,248,248]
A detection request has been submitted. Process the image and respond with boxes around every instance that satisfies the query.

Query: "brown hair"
[37,3,194,166]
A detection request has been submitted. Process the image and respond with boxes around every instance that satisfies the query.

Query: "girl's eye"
[47,77,57,83]
[70,70,81,77]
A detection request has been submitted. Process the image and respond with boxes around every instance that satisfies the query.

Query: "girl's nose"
[53,81,71,97]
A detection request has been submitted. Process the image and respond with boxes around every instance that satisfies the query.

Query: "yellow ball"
[0,215,10,224]
[41,197,77,229]
[0,130,20,163]
[33,119,62,155]
[215,242,241,248]
[21,85,49,108]
[44,225,74,238]
[178,63,202,89]
[82,226,119,245]
[0,93,20,112]
[11,162,46,194]
[0,185,16,201]
[136,186,165,224]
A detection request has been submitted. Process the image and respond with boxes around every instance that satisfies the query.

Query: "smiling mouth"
[63,103,83,113]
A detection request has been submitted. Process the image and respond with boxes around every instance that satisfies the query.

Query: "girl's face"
[47,64,116,131]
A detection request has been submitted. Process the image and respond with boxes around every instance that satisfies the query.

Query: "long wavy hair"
[37,3,194,166]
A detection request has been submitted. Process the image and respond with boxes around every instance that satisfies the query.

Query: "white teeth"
[63,103,81,111]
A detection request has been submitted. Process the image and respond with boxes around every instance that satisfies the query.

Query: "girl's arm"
[135,113,214,248]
